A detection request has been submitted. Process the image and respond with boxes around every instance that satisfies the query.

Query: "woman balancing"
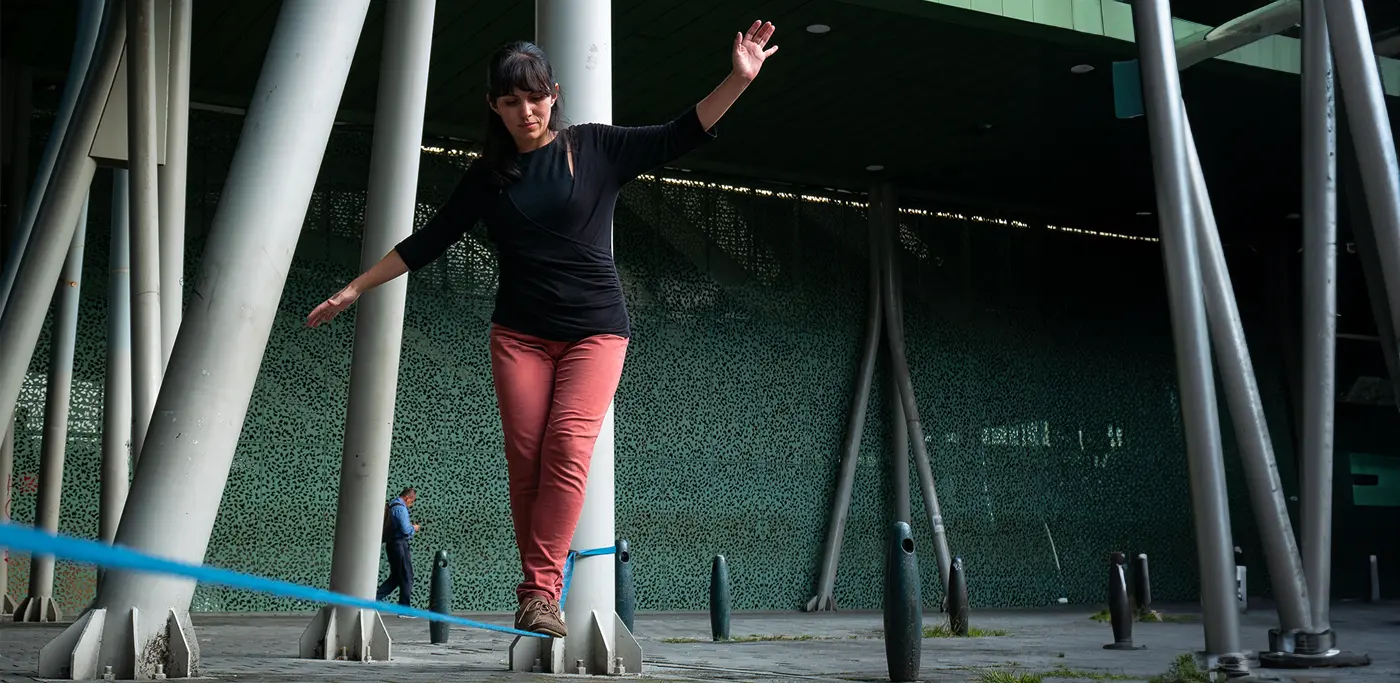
[307,22,780,636]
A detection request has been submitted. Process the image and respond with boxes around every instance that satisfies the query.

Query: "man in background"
[376,487,420,612]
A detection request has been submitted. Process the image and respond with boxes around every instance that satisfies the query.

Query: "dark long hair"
[482,41,570,188]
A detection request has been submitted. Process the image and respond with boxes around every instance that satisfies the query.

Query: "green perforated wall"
[5,104,1300,617]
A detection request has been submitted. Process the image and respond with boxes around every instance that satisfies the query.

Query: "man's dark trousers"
[376,538,413,606]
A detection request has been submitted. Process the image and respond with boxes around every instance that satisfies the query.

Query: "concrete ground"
[1,601,1396,682]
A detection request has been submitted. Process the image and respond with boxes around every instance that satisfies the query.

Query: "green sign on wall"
[1350,453,1400,507]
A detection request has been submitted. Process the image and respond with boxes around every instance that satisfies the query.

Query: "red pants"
[489,324,629,602]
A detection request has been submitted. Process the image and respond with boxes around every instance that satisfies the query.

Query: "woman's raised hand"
[732,20,778,81]
[306,283,361,328]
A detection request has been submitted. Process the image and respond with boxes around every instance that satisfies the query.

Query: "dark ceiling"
[3,0,1399,237]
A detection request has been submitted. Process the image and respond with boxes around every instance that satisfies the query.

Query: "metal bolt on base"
[1259,629,1372,669]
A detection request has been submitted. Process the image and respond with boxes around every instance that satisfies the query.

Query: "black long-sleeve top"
[394,106,717,342]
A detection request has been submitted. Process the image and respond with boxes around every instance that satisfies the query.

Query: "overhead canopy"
[4,0,1399,234]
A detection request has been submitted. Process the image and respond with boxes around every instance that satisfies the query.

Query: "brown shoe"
[516,595,567,638]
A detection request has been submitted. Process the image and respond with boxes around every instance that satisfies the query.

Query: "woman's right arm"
[306,163,489,328]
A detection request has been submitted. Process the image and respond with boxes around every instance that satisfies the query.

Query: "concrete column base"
[509,611,642,676]
[38,606,198,679]
[14,595,62,623]
[298,605,390,663]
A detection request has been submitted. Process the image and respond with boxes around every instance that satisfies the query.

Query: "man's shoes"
[515,595,567,638]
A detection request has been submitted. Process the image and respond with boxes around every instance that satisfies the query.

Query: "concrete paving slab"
[2,602,1395,682]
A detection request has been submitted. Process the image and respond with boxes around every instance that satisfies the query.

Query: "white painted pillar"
[101,169,132,547]
[0,0,103,317]
[157,0,191,371]
[298,0,435,663]
[16,192,89,624]
[127,0,163,466]
[37,1,371,678]
[0,0,114,434]
[513,1,639,675]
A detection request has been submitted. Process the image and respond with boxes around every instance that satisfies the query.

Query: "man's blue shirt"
[389,497,414,540]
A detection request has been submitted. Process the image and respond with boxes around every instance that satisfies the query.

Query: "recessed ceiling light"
[1071,64,1095,74]
[806,24,831,34]
[866,164,885,172]
[1136,211,1153,216]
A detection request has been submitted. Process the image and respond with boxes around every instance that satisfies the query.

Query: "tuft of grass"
[975,669,1043,683]
[1138,610,1198,623]
[1148,654,1211,683]
[1043,665,1134,680]
[922,624,1010,638]
[1089,608,1198,623]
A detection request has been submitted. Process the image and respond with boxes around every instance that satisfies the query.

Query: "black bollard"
[883,521,922,682]
[429,549,452,645]
[616,538,636,632]
[1131,553,1152,616]
[710,555,731,641]
[946,556,970,636]
[1103,551,1144,650]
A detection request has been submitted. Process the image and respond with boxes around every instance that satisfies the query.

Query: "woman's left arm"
[697,20,779,131]
[593,21,778,182]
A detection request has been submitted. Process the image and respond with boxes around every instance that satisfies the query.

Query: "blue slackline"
[0,522,606,639]
[559,545,616,610]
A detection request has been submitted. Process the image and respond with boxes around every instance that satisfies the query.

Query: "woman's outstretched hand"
[306,283,361,328]
[732,20,778,81]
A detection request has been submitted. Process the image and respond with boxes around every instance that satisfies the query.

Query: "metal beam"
[1175,1,1300,71]
[1131,0,1246,673]
[299,0,435,664]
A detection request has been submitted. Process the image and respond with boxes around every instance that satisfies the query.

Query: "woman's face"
[491,86,557,147]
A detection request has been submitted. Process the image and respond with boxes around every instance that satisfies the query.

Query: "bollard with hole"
[947,556,970,636]
[616,538,636,632]
[1104,551,1145,650]
[883,521,922,682]
[429,549,452,644]
[710,554,731,641]
[1131,553,1152,616]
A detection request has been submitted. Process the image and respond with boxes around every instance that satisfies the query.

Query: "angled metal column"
[1339,109,1400,409]
[1299,0,1338,638]
[157,0,191,370]
[1130,0,1245,672]
[1175,1,1301,71]
[880,184,911,527]
[6,64,33,247]
[298,0,435,664]
[0,0,104,316]
[878,182,952,594]
[127,0,163,466]
[0,63,31,619]
[1180,115,1313,640]
[15,193,89,624]
[1324,0,1400,405]
[0,0,121,489]
[37,1,371,678]
[805,193,881,613]
[101,169,131,547]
